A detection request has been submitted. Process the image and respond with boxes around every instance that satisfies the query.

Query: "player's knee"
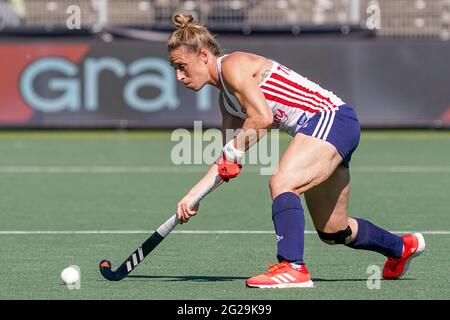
[316,226,353,245]
[269,173,291,194]
[269,172,308,197]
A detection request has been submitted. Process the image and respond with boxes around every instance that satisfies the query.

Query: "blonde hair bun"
[172,13,194,29]
[168,13,222,56]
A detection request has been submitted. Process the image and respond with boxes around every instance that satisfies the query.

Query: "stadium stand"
[0,0,448,39]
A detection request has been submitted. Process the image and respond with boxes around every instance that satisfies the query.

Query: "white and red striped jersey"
[217,55,345,135]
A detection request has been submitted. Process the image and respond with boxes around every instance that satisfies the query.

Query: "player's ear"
[199,49,209,64]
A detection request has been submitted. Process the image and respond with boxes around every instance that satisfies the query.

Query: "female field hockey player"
[169,13,425,288]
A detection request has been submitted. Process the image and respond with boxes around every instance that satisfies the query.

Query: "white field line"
[0,165,450,173]
[0,166,206,173]
[0,230,449,235]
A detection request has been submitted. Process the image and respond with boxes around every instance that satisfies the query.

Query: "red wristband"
[217,155,242,180]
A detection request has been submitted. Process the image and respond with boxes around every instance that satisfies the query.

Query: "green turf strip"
[0,130,448,299]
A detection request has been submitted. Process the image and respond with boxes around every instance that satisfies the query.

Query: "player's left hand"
[177,197,200,224]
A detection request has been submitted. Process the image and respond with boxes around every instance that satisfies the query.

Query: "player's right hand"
[217,155,242,180]
[177,197,200,224]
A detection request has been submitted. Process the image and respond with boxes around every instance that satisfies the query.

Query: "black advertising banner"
[0,40,221,128]
[0,36,449,128]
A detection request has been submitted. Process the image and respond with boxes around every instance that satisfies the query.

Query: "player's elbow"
[260,107,274,129]
[254,115,273,129]
[262,116,273,129]
[246,107,273,130]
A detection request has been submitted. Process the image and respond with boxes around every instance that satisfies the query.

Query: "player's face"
[169,46,209,91]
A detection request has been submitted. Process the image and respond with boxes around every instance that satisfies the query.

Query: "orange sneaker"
[246,261,314,288]
[383,233,425,280]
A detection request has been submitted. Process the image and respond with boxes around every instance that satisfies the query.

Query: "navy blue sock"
[346,217,403,257]
[272,192,305,264]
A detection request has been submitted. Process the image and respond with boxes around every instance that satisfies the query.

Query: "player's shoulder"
[221,51,266,70]
[221,52,268,86]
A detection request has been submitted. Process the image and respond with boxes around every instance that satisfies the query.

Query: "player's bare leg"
[305,165,425,280]
[247,133,424,288]
[269,133,343,200]
[304,166,358,242]
[247,133,341,288]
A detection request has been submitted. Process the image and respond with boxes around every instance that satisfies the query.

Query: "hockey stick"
[99,174,226,281]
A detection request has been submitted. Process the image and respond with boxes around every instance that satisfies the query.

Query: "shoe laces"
[265,261,290,276]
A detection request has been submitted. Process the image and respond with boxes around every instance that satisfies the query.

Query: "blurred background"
[0,0,450,129]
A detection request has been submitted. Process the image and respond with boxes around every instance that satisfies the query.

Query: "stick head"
[100,259,111,269]
[99,259,125,281]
